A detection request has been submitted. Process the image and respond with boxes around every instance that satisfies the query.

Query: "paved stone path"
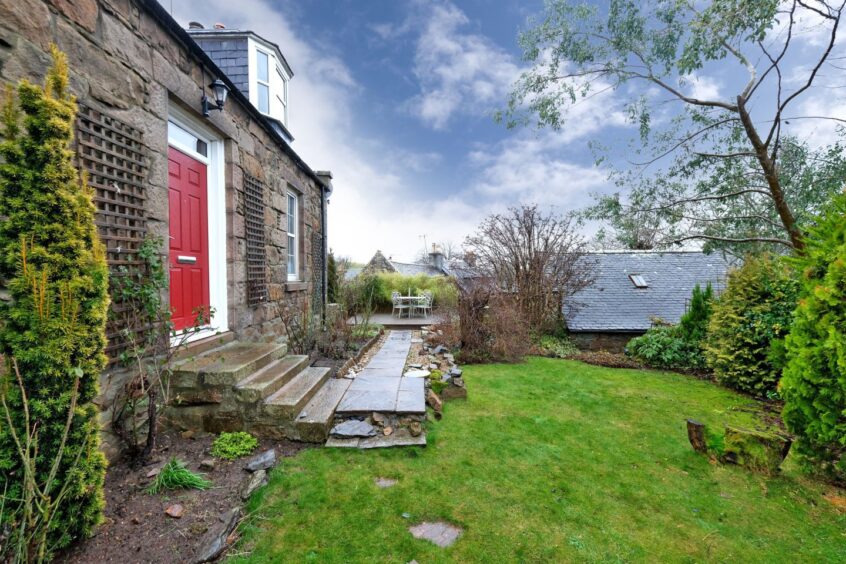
[335,330,425,415]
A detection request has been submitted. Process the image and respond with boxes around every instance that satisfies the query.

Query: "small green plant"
[628,284,714,371]
[211,431,259,460]
[148,458,211,494]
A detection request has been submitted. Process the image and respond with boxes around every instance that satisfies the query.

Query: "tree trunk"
[736,96,805,252]
[686,419,708,454]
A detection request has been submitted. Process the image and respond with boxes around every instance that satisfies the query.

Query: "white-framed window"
[256,49,270,114]
[287,192,299,281]
[275,66,288,125]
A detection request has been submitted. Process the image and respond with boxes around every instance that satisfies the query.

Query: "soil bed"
[59,431,310,564]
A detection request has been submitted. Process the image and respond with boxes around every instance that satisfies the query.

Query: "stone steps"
[293,378,352,442]
[264,366,332,419]
[235,355,310,403]
[171,340,287,388]
[167,334,410,444]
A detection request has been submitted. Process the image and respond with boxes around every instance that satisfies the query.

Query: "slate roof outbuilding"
[565,251,732,333]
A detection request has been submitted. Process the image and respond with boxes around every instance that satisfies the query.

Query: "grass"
[147,458,211,494]
[233,357,846,562]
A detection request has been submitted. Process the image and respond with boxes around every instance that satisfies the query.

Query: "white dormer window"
[248,39,290,128]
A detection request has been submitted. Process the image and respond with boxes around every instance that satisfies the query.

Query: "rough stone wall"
[0,0,327,457]
[569,332,641,354]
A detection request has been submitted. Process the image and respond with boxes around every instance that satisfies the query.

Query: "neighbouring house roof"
[389,261,444,277]
[565,251,732,333]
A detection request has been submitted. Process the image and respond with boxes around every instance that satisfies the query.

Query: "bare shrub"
[457,282,530,364]
[464,204,595,332]
[274,297,319,355]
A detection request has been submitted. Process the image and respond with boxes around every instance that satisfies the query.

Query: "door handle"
[177,255,197,264]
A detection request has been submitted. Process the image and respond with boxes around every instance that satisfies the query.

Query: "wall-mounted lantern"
[202,78,230,117]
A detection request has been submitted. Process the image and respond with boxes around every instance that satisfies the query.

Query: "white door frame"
[167,103,229,343]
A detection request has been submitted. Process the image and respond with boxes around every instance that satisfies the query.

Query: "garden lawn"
[233,357,846,563]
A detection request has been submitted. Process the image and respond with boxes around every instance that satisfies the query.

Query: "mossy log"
[722,426,792,475]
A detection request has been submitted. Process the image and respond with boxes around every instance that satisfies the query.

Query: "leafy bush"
[781,192,846,481]
[0,47,108,555]
[459,285,530,364]
[148,458,211,494]
[211,431,259,460]
[627,284,714,370]
[704,256,798,397]
[371,272,458,310]
[533,334,579,358]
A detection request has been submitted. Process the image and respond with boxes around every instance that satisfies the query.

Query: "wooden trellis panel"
[76,104,149,362]
[244,174,268,306]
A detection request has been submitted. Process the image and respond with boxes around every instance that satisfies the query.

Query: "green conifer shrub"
[781,192,846,481]
[704,256,798,397]
[0,46,108,552]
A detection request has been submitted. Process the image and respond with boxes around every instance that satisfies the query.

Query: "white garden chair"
[392,291,410,318]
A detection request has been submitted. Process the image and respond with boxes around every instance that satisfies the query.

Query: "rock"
[411,338,423,343]
[372,412,386,425]
[146,466,161,479]
[383,426,393,436]
[244,449,276,473]
[403,369,430,378]
[444,354,455,363]
[449,367,463,377]
[409,421,423,437]
[409,521,463,548]
[407,363,423,369]
[239,469,268,501]
[165,504,184,519]
[432,345,447,355]
[331,419,377,438]
[426,389,443,419]
[428,363,439,370]
[375,477,397,488]
[453,377,464,387]
[199,458,215,471]
[193,508,241,563]
[722,426,792,474]
[181,429,195,439]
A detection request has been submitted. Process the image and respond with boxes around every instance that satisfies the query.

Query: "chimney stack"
[429,244,445,272]
[213,22,226,29]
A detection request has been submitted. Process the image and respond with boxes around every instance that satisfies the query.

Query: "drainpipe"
[315,171,333,323]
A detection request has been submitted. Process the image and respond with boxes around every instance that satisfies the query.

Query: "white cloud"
[400,1,523,129]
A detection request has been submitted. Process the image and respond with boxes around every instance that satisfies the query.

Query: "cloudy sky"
[168,0,845,262]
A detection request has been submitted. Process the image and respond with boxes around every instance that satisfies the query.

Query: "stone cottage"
[0,0,335,455]
[564,251,730,352]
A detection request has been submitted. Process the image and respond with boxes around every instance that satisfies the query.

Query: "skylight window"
[629,274,648,288]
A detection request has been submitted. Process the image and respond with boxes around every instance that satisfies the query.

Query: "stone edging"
[337,327,386,378]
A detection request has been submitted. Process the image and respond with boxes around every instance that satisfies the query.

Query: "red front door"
[168,146,210,332]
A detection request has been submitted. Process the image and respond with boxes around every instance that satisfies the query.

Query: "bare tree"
[504,0,846,253]
[464,205,595,331]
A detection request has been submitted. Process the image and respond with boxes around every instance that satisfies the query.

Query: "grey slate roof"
[565,251,731,333]
[389,261,444,277]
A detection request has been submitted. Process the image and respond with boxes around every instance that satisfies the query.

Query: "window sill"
[286,281,307,292]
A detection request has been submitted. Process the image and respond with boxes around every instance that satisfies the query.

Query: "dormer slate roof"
[565,251,732,333]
